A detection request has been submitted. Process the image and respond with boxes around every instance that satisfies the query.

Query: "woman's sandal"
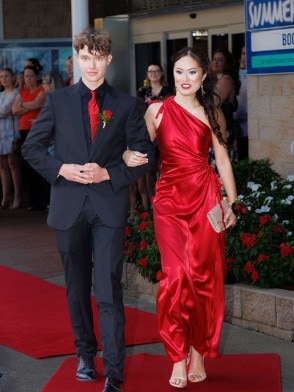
[169,357,189,389]
[188,350,207,383]
[188,372,207,383]
[169,377,187,389]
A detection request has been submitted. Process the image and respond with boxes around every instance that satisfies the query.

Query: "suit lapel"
[66,85,90,158]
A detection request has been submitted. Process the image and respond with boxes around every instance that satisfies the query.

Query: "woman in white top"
[0,68,21,209]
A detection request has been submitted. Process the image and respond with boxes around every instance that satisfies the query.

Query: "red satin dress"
[153,96,225,363]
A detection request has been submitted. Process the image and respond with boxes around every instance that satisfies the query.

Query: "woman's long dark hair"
[171,47,226,147]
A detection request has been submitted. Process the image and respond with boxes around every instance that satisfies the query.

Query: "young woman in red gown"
[124,47,238,388]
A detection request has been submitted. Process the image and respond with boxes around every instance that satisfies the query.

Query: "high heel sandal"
[169,377,187,389]
[188,371,207,383]
[169,359,188,389]
[188,351,207,383]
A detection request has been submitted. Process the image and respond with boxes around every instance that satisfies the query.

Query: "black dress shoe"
[76,355,97,381]
[101,376,122,392]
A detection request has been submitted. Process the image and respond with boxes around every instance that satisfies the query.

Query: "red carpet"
[0,266,160,358]
[41,353,281,392]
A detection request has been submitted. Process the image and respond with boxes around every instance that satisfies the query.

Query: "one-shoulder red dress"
[153,96,225,363]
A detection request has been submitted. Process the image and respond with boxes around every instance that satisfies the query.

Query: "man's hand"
[58,163,109,184]
[83,163,110,183]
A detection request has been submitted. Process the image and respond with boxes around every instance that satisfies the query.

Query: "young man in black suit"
[22,28,155,392]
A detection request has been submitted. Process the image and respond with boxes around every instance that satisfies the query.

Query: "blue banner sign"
[245,0,294,74]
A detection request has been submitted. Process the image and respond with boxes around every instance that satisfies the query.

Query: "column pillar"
[0,0,4,39]
[71,0,89,82]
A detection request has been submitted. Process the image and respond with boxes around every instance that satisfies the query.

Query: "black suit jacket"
[22,81,155,230]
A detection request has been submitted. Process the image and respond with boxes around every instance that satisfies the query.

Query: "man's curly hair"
[73,28,112,56]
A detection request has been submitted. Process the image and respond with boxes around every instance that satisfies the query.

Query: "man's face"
[76,46,112,88]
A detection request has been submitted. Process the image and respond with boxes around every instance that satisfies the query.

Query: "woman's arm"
[21,90,46,111]
[215,75,235,104]
[144,102,162,142]
[0,90,18,117]
[212,109,238,227]
[122,102,161,167]
[12,93,28,116]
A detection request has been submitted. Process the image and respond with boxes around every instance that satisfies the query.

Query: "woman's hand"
[224,208,237,229]
[122,149,148,167]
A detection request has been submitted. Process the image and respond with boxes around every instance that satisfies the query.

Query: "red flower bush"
[241,233,256,248]
[124,203,161,283]
[125,161,294,289]
[226,174,294,288]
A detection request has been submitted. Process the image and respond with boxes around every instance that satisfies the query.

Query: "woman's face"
[23,68,38,88]
[146,65,163,83]
[65,57,73,78]
[211,52,228,74]
[0,70,14,89]
[42,80,53,92]
[173,55,206,97]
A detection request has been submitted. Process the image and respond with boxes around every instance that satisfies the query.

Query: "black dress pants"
[55,196,126,382]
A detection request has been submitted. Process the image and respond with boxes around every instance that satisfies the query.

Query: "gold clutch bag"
[207,198,231,233]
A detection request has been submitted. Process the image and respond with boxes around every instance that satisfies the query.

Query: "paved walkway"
[0,208,293,392]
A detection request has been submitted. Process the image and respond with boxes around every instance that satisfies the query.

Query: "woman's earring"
[201,83,205,97]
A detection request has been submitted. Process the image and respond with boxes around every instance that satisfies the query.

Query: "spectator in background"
[137,62,173,110]
[24,58,43,85]
[24,58,43,75]
[233,45,248,160]
[65,55,74,86]
[15,71,25,90]
[128,62,173,220]
[12,65,47,210]
[211,48,240,164]
[42,71,66,92]
[0,68,21,209]
[41,71,66,207]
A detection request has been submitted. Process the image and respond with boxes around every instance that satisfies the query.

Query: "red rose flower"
[139,240,147,250]
[233,203,247,215]
[241,233,256,248]
[257,254,269,263]
[138,221,151,232]
[140,212,149,220]
[280,243,294,257]
[251,270,259,281]
[99,110,114,128]
[244,261,255,274]
[155,271,163,281]
[259,214,272,225]
[226,257,235,264]
[138,257,147,267]
[125,226,131,236]
[271,226,283,233]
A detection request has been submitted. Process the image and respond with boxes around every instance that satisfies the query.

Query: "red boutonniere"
[99,110,114,128]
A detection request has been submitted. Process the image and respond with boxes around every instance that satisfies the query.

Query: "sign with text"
[245,0,294,74]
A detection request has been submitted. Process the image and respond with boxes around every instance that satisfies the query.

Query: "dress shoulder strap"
[155,103,164,119]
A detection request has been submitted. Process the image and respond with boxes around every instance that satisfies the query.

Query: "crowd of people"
[1,28,248,392]
[0,55,73,210]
